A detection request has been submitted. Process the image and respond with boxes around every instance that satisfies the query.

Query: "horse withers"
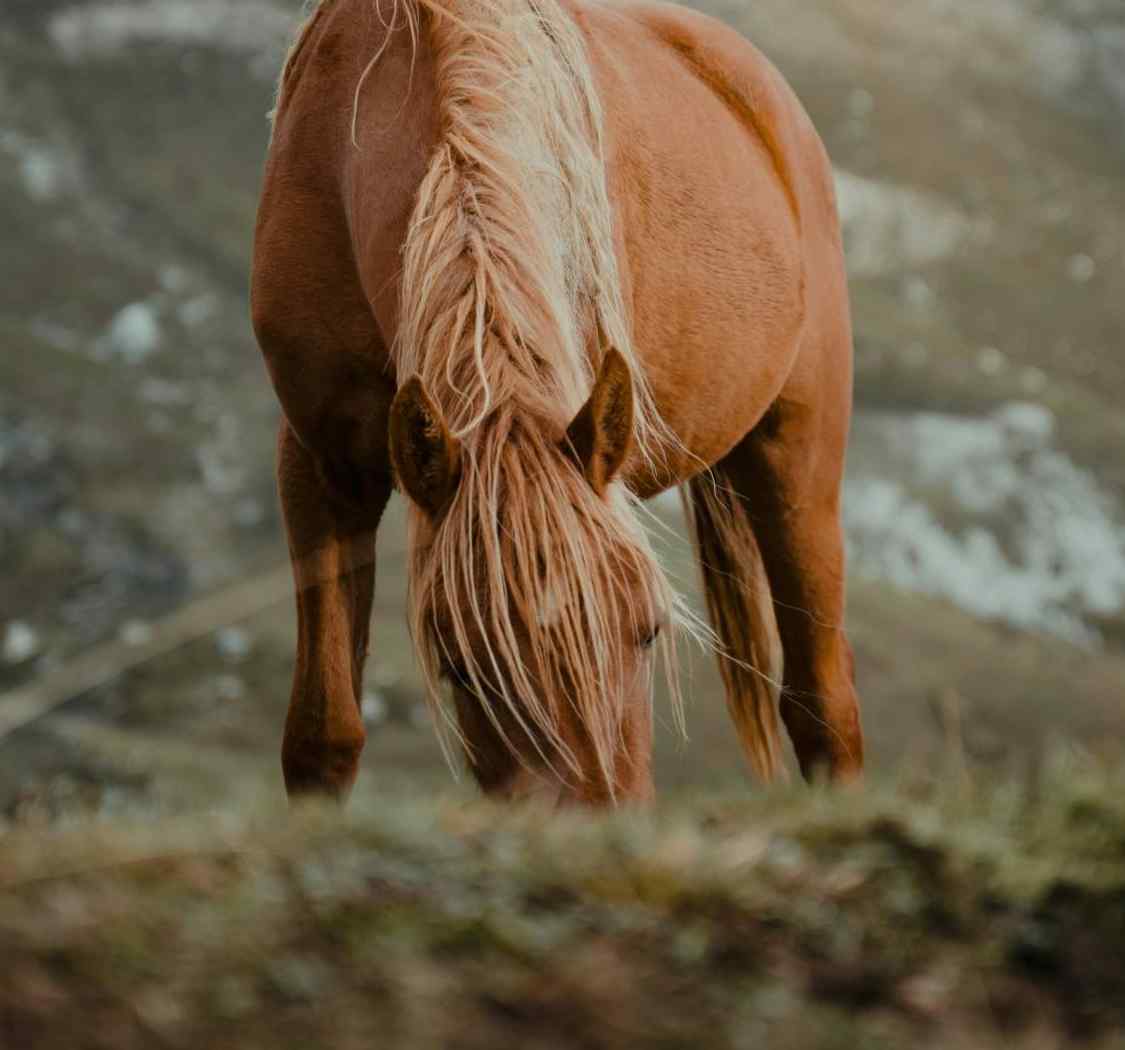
[251,0,864,804]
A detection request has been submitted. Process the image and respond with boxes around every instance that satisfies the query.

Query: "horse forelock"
[406,414,681,795]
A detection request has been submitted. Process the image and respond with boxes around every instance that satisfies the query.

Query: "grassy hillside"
[3,0,1125,821]
[4,757,1125,1049]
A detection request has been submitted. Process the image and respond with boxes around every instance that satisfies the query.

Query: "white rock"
[1067,253,1096,283]
[977,347,1006,375]
[119,620,154,647]
[0,132,72,203]
[2,621,40,664]
[834,171,971,278]
[105,302,162,363]
[216,627,252,662]
[361,689,388,726]
[846,405,1125,642]
[21,149,61,201]
[996,402,1055,442]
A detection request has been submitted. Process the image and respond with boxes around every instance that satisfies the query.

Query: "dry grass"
[2,755,1124,1049]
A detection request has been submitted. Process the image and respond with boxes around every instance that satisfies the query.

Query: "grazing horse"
[252,0,864,804]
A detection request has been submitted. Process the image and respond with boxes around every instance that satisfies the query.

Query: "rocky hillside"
[1,0,1124,818]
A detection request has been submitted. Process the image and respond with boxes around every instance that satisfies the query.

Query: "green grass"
[3,755,1124,1049]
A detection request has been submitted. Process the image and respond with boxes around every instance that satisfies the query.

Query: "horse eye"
[640,624,662,650]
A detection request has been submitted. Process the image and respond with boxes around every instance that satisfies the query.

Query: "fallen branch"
[0,565,293,741]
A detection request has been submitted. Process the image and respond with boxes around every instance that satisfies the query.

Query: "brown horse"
[252,0,864,804]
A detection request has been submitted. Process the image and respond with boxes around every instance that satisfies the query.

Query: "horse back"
[569,0,850,478]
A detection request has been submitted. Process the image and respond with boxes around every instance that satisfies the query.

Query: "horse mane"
[385,0,691,792]
[396,0,664,448]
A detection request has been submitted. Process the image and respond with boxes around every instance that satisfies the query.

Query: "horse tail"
[688,474,787,782]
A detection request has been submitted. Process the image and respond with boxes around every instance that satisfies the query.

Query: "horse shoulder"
[253,0,414,470]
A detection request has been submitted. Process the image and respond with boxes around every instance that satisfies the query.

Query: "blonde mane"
[396,0,663,448]
[391,0,688,792]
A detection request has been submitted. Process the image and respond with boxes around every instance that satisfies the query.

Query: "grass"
[2,754,1124,1049]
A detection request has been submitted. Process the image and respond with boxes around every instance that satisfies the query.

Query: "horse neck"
[394,0,656,450]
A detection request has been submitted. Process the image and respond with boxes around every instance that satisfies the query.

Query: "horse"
[251,0,864,805]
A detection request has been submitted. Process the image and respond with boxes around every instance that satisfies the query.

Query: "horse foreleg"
[277,421,390,800]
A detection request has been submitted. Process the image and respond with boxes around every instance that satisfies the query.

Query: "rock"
[215,627,252,663]
[362,688,388,726]
[2,621,40,664]
[119,620,154,647]
[103,302,162,363]
[1067,253,1096,283]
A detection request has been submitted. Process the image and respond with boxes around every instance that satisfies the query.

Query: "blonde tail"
[688,475,787,781]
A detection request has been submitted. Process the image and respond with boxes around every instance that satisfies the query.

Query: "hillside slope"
[2,0,1124,814]
[3,763,1125,1048]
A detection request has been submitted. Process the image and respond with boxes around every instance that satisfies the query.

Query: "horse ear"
[564,347,634,494]
[389,376,462,517]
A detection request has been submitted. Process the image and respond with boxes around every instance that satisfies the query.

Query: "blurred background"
[2,0,1123,824]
